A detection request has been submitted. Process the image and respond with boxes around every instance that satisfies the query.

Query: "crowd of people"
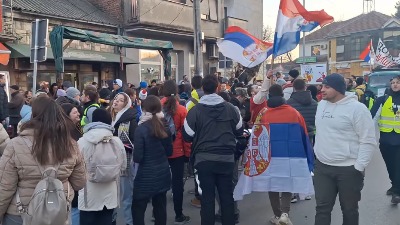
[0,68,397,225]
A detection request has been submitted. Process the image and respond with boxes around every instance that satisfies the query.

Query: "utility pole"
[193,0,203,77]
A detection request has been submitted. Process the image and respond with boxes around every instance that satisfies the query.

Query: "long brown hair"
[162,80,178,115]
[142,95,168,139]
[21,96,75,165]
[110,93,129,119]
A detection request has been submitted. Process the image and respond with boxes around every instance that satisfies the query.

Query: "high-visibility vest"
[379,96,400,133]
[368,98,374,110]
[80,103,100,127]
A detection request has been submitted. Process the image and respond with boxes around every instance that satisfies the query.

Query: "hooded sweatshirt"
[314,95,377,171]
[183,93,243,165]
[287,91,318,134]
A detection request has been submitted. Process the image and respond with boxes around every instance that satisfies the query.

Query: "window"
[140,50,163,83]
[350,37,362,60]
[189,53,195,77]
[218,52,233,69]
[170,52,178,82]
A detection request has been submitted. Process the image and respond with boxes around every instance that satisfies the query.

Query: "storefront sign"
[296,56,317,64]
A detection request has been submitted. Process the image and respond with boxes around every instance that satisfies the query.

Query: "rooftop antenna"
[363,0,375,13]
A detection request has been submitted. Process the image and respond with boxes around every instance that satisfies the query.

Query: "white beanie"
[113,79,123,88]
[139,89,147,100]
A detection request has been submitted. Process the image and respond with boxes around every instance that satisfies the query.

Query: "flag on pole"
[359,41,372,62]
[217,26,273,68]
[273,0,334,57]
[375,38,397,68]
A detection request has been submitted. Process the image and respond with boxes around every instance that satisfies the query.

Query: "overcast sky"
[263,0,398,29]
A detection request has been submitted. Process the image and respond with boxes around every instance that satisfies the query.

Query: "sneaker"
[391,195,400,204]
[174,215,191,225]
[190,198,201,208]
[290,196,298,203]
[305,196,312,200]
[270,216,280,225]
[278,213,293,225]
[387,187,394,196]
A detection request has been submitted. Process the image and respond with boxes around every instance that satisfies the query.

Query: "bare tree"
[263,26,274,42]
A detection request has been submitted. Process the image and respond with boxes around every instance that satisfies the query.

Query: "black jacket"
[113,107,138,146]
[287,91,318,134]
[8,92,24,125]
[0,85,8,121]
[230,97,251,126]
[133,120,172,200]
[183,94,243,164]
[371,90,400,145]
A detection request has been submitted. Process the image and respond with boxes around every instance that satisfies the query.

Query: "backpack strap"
[189,97,198,105]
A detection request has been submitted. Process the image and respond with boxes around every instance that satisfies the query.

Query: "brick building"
[0,0,137,91]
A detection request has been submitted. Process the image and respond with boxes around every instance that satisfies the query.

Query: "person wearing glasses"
[370,75,400,204]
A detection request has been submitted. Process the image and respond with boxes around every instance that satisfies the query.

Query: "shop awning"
[5,43,139,64]
[50,26,173,78]
[0,43,11,66]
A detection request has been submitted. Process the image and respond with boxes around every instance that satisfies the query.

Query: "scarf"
[138,111,164,125]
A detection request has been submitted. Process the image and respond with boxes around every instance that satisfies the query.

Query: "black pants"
[80,206,114,225]
[196,161,235,225]
[131,192,167,225]
[380,143,400,195]
[168,156,185,218]
[313,160,364,225]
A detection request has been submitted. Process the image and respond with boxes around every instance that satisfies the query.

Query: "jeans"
[168,156,185,218]
[196,161,235,225]
[2,214,22,225]
[268,192,292,217]
[131,192,167,225]
[113,175,134,225]
[216,160,240,216]
[379,143,400,195]
[314,160,364,225]
[71,207,80,225]
[80,206,113,225]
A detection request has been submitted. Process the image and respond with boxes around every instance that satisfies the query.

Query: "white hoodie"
[314,95,377,171]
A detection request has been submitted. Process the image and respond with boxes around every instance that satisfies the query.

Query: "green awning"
[5,43,138,64]
[49,26,173,78]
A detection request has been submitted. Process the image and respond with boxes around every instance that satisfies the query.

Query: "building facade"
[300,11,400,78]
[0,0,136,92]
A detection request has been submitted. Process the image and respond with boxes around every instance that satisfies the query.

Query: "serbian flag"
[217,26,273,68]
[234,106,314,200]
[273,0,334,57]
[360,40,372,62]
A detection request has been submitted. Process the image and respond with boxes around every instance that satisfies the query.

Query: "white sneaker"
[269,216,280,225]
[278,213,293,225]
[290,196,298,203]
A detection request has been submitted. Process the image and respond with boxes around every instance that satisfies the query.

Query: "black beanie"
[92,108,112,125]
[288,69,300,79]
[269,84,284,97]
[322,73,346,95]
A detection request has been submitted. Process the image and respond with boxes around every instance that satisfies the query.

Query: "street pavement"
[118,151,400,225]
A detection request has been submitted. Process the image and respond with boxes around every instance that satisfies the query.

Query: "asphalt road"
[118,151,400,225]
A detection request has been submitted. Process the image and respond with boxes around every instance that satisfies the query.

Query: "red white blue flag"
[273,0,334,57]
[217,26,273,68]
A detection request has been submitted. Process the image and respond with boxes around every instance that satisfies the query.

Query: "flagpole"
[302,0,306,66]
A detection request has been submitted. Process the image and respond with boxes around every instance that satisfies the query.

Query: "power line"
[169,5,185,25]
[139,1,164,18]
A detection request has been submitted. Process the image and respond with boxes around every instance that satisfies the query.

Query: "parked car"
[365,68,400,97]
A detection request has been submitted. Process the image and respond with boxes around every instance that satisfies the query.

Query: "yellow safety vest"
[368,98,374,110]
[379,96,400,133]
[80,103,100,127]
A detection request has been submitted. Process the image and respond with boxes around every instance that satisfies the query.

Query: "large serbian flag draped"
[234,106,314,200]
[217,26,273,68]
[273,0,334,57]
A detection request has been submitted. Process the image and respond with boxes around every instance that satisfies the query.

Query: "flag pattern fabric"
[217,26,273,68]
[234,106,314,201]
[273,0,334,57]
[375,38,397,68]
[360,41,372,62]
